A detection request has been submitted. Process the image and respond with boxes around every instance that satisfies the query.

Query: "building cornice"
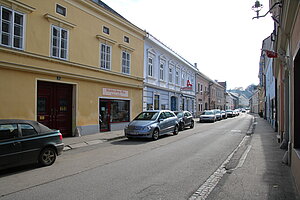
[0,0,35,13]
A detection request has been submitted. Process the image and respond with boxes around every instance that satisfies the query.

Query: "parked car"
[226,110,234,117]
[221,110,227,119]
[124,110,179,140]
[214,109,222,120]
[174,111,194,131]
[234,109,240,116]
[199,110,216,122]
[0,119,64,170]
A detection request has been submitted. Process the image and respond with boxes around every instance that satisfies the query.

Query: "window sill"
[147,76,156,81]
[159,80,166,83]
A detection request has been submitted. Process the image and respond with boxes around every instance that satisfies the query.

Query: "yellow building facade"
[0,0,146,136]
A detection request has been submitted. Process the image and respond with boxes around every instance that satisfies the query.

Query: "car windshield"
[175,112,183,118]
[134,112,159,120]
[203,111,214,115]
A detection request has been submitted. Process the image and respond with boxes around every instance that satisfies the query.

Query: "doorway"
[37,81,73,136]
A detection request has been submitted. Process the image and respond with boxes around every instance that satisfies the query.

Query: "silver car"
[124,110,179,140]
[199,110,216,123]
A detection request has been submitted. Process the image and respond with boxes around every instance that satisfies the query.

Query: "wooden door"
[37,81,72,136]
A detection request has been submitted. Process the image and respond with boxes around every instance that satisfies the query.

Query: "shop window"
[110,100,129,122]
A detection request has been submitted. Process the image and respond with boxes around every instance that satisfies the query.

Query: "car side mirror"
[158,118,164,122]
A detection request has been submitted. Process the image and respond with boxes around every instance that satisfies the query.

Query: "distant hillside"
[228,84,257,99]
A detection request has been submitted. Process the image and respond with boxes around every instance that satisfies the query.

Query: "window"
[0,7,24,49]
[51,25,68,59]
[124,36,129,43]
[100,43,111,70]
[198,83,200,93]
[20,124,37,137]
[175,70,179,84]
[122,51,130,74]
[169,67,173,83]
[148,57,153,77]
[56,4,66,16]
[103,26,109,34]
[110,100,129,122]
[182,73,186,86]
[154,95,160,110]
[0,124,18,140]
[160,63,164,80]
[200,84,203,95]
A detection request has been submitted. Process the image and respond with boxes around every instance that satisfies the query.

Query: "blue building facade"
[143,34,197,114]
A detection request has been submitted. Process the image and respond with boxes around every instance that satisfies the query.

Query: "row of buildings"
[255,0,300,193]
[0,0,232,136]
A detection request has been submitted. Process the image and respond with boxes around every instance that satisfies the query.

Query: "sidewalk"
[62,129,125,151]
[206,115,300,200]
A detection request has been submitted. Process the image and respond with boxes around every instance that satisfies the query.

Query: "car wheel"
[173,125,179,135]
[190,121,194,129]
[152,129,159,140]
[179,122,184,131]
[39,147,56,166]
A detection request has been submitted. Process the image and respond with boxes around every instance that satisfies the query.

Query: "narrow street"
[0,114,253,200]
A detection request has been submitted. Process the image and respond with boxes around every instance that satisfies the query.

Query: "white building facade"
[143,34,197,114]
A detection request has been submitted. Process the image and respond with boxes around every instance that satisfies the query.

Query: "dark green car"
[0,119,64,170]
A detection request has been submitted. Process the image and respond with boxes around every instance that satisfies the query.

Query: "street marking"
[189,136,250,200]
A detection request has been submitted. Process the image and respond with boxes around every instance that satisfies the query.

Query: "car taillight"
[58,133,63,141]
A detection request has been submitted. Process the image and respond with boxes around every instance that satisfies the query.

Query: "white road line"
[189,136,251,200]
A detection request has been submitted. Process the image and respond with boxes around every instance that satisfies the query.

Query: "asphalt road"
[0,113,253,200]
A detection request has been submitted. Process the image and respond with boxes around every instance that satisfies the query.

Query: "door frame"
[35,79,77,136]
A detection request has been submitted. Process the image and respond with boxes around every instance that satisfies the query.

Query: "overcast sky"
[101,0,274,90]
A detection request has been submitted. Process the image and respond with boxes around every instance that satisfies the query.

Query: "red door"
[37,81,73,136]
[99,100,111,132]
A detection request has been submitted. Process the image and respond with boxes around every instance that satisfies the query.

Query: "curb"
[63,135,127,151]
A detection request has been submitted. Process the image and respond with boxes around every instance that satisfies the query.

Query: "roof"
[0,119,52,133]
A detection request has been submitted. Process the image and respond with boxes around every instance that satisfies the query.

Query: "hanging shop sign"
[181,80,193,91]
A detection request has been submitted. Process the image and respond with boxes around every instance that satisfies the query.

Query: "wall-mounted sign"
[103,88,128,97]
[181,80,193,91]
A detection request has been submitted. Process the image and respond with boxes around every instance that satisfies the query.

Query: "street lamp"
[252,0,263,19]
[252,0,282,21]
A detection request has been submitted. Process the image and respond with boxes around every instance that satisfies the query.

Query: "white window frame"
[100,43,112,70]
[148,57,153,77]
[0,6,25,50]
[168,67,173,83]
[175,69,179,85]
[51,25,69,60]
[122,50,130,74]
[159,62,164,81]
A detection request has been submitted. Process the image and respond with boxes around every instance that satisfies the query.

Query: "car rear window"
[20,124,37,137]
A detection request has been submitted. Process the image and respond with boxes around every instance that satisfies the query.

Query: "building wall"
[0,0,145,135]
[195,73,210,117]
[143,34,197,114]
